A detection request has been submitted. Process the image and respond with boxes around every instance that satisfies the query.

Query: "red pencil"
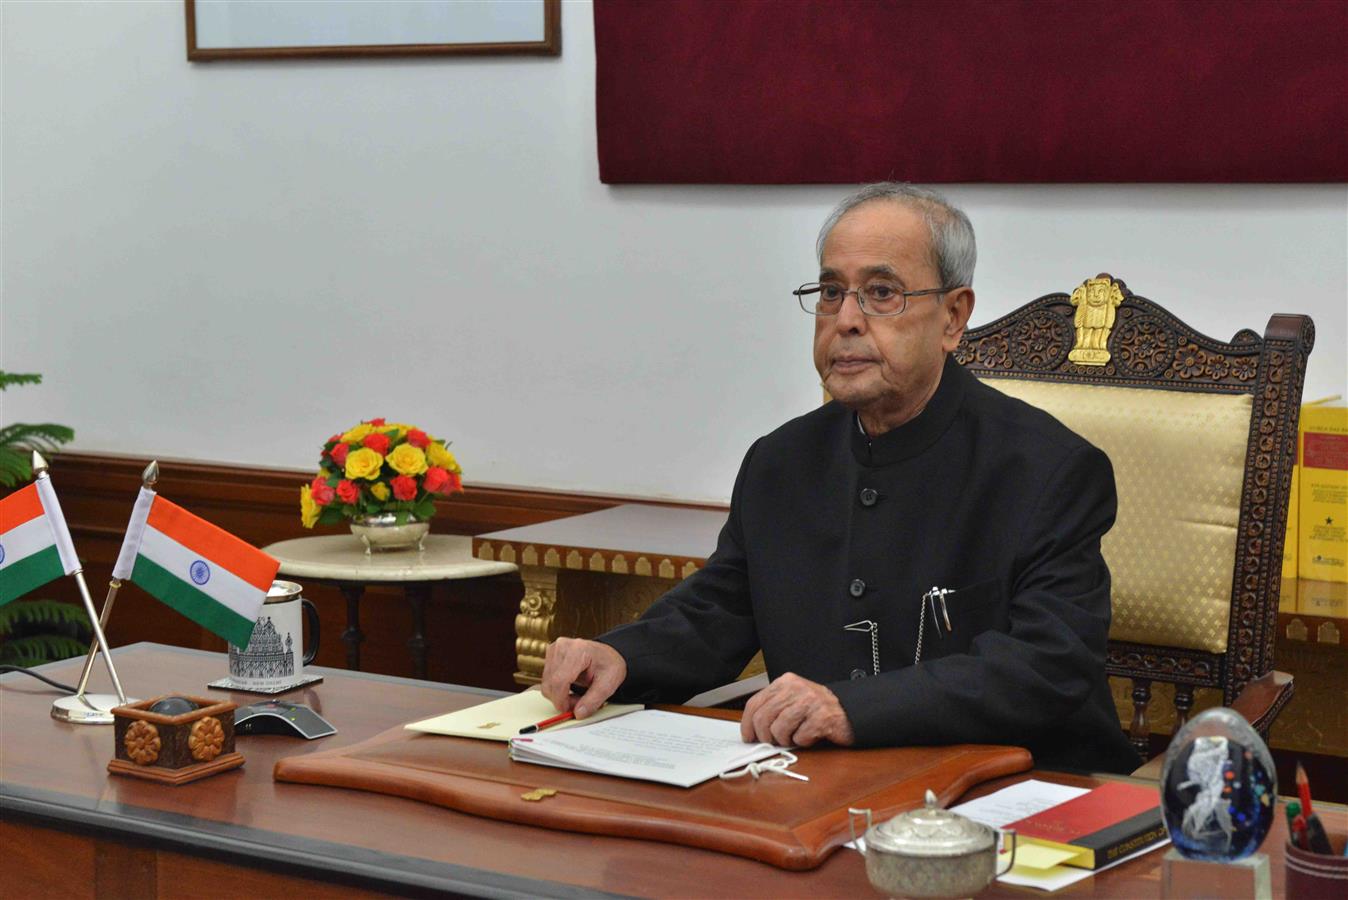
[518,711,575,734]
[1295,762,1314,817]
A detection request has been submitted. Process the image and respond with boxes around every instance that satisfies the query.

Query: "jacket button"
[859,488,878,507]
[850,668,867,680]
[849,578,866,597]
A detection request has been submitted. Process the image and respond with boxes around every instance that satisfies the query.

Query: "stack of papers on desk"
[509,709,785,788]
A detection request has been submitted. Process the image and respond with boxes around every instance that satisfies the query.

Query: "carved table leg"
[515,566,559,686]
[405,582,431,680]
[336,582,366,671]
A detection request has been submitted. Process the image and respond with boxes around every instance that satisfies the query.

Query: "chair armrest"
[1131,671,1294,778]
[1231,670,1295,734]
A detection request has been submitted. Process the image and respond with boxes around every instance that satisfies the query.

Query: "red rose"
[368,418,386,426]
[362,433,391,455]
[324,434,342,452]
[336,480,360,504]
[391,474,418,501]
[406,429,430,448]
[423,466,449,494]
[330,442,350,466]
[311,480,336,506]
[445,471,463,494]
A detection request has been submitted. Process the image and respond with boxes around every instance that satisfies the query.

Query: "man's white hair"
[815,183,977,288]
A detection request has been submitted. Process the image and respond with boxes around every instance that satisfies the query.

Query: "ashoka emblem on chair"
[1068,275,1126,365]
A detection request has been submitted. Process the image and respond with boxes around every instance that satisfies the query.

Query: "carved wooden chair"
[955,274,1314,760]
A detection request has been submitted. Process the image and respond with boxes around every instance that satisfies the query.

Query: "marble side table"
[263,535,517,679]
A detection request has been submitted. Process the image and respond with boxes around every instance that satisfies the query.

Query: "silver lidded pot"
[850,790,1017,899]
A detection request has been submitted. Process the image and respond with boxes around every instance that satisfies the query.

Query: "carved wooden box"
[108,694,243,785]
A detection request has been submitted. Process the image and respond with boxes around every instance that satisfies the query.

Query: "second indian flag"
[112,488,279,647]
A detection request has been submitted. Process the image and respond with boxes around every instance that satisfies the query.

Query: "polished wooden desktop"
[2,643,1340,898]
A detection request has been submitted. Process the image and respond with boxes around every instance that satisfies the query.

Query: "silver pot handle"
[848,808,874,852]
[996,829,1018,876]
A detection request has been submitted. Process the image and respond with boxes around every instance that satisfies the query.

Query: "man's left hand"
[740,672,855,747]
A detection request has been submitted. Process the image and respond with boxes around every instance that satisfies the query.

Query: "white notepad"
[508,708,785,788]
[404,689,642,741]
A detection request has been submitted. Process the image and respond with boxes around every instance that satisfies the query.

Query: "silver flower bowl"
[349,514,430,554]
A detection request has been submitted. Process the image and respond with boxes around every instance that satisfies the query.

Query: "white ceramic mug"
[228,580,319,690]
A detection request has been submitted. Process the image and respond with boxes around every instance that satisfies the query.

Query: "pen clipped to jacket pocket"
[917,578,1004,660]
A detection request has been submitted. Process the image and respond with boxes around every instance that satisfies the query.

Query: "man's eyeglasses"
[794,282,958,317]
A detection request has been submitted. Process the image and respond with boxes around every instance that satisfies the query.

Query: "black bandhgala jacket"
[600,355,1142,775]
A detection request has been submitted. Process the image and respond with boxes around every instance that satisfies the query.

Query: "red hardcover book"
[1006,781,1166,869]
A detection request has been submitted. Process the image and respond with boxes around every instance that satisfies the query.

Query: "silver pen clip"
[923,586,956,637]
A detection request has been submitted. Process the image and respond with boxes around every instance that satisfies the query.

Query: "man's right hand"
[541,637,627,719]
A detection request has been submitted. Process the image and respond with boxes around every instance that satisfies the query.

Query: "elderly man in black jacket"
[541,183,1140,775]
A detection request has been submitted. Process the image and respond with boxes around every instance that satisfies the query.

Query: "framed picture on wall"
[185,0,560,60]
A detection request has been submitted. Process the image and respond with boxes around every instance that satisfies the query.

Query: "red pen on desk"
[518,711,575,734]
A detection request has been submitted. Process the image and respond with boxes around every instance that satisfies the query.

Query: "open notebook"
[508,708,785,788]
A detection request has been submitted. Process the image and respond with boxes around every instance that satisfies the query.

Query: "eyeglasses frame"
[793,281,960,318]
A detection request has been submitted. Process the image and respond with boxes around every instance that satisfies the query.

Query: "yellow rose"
[426,442,461,473]
[386,443,428,476]
[299,485,319,528]
[369,482,390,501]
[344,447,384,480]
[341,423,376,443]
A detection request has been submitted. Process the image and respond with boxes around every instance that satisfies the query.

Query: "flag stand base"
[51,693,137,725]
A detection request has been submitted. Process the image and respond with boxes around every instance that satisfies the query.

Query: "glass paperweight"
[1159,707,1276,861]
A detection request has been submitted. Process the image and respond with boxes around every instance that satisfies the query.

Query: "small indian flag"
[0,479,82,606]
[113,487,279,648]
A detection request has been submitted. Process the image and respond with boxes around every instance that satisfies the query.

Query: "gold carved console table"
[473,505,728,685]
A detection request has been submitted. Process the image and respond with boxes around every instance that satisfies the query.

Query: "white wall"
[3,1,1345,504]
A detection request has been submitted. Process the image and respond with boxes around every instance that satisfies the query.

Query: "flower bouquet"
[300,419,463,548]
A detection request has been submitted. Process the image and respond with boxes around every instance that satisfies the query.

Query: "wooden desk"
[474,505,727,684]
[3,643,1341,898]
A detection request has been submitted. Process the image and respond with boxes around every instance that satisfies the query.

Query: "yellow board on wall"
[1297,579,1348,618]
[1279,577,1298,614]
[1298,403,1347,583]
[1283,462,1298,580]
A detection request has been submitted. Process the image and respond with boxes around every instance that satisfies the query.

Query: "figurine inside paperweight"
[1159,707,1276,861]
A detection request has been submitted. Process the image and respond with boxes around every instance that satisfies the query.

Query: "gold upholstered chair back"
[956,274,1314,758]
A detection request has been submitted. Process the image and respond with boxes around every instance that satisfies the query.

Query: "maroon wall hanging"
[594,0,1347,184]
